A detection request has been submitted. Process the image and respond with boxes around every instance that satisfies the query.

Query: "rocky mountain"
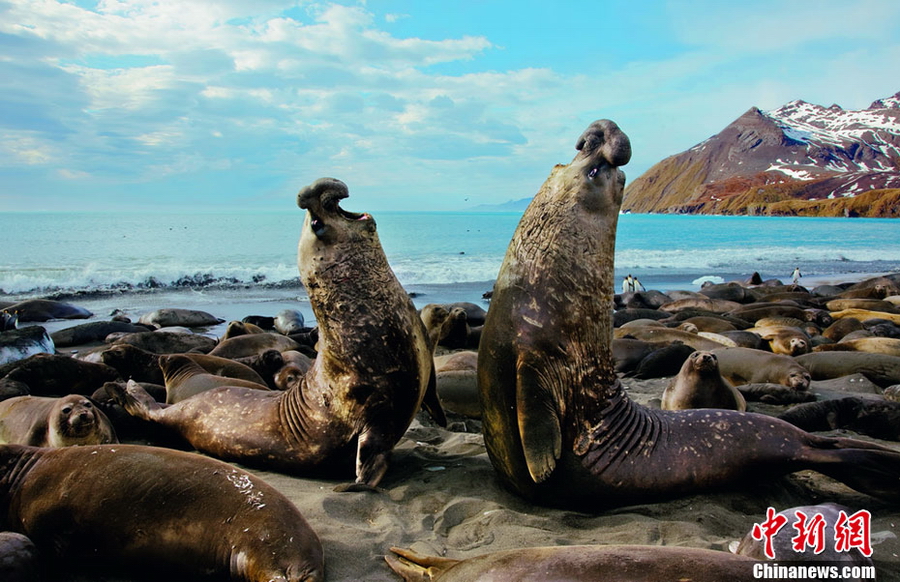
[622,92,900,217]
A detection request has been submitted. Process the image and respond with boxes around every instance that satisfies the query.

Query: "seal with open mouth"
[108,178,444,488]
[478,120,900,509]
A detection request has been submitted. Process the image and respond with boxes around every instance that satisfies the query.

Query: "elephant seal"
[779,396,900,441]
[736,383,817,405]
[434,350,480,418]
[419,304,453,349]
[111,330,216,354]
[0,531,41,582]
[100,343,268,386]
[712,347,811,391]
[3,299,91,322]
[138,308,223,328]
[631,341,696,379]
[0,353,120,396]
[274,309,306,335]
[795,352,900,388]
[108,178,445,488]
[50,320,149,348]
[746,325,810,356]
[386,545,762,582]
[613,326,729,351]
[0,394,117,446]
[661,351,746,411]
[477,120,900,510]
[0,443,323,581]
[831,308,900,325]
[222,320,266,340]
[0,327,55,366]
[208,332,300,359]
[159,354,270,403]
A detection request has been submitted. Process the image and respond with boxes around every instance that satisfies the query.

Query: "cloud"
[1,0,899,211]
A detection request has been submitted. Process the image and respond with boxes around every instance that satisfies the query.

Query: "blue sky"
[2,0,899,213]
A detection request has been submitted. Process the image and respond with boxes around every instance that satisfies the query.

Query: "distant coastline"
[466,197,531,212]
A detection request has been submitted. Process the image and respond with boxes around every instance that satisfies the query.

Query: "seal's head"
[689,351,719,374]
[53,395,115,444]
[297,177,375,245]
[788,370,812,391]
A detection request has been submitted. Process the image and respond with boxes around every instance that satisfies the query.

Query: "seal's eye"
[83,401,92,409]
[62,406,72,414]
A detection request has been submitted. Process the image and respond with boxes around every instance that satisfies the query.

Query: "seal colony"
[477,119,900,509]
[2,128,900,581]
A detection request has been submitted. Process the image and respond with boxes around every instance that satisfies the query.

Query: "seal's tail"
[105,380,163,421]
[807,435,900,502]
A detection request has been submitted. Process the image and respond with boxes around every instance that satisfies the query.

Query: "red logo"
[750,507,872,559]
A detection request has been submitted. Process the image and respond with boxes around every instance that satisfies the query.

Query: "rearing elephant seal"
[109,178,445,488]
[477,120,900,510]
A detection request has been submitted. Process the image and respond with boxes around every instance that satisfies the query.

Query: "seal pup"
[109,178,445,488]
[477,120,900,510]
[0,443,324,581]
[661,351,746,411]
[0,394,117,447]
[386,545,762,582]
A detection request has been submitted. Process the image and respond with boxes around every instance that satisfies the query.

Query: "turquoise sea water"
[0,211,898,313]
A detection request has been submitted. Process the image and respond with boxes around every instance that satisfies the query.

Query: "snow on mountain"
[622,91,900,217]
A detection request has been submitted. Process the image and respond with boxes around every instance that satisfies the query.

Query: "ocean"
[1,211,898,334]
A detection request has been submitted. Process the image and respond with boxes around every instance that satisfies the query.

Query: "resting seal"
[712,347,811,391]
[778,396,900,441]
[100,343,268,387]
[661,351,746,411]
[208,332,300,359]
[386,545,761,582]
[477,120,900,509]
[0,394,117,447]
[0,353,120,396]
[3,299,91,322]
[138,308,223,328]
[0,443,323,581]
[159,354,270,403]
[109,178,445,487]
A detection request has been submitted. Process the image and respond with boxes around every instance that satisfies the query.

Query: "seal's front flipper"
[421,367,447,427]
[384,547,460,582]
[352,426,392,489]
[105,380,163,421]
[516,356,562,484]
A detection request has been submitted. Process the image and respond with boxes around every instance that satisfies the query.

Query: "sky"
[1,0,900,213]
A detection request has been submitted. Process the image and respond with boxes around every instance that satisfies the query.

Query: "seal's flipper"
[105,380,163,421]
[353,426,392,488]
[421,367,447,427]
[805,436,900,502]
[516,357,562,484]
[384,547,460,582]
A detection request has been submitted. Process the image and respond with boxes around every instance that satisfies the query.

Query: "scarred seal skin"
[477,120,900,509]
[108,179,445,488]
[0,444,323,582]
